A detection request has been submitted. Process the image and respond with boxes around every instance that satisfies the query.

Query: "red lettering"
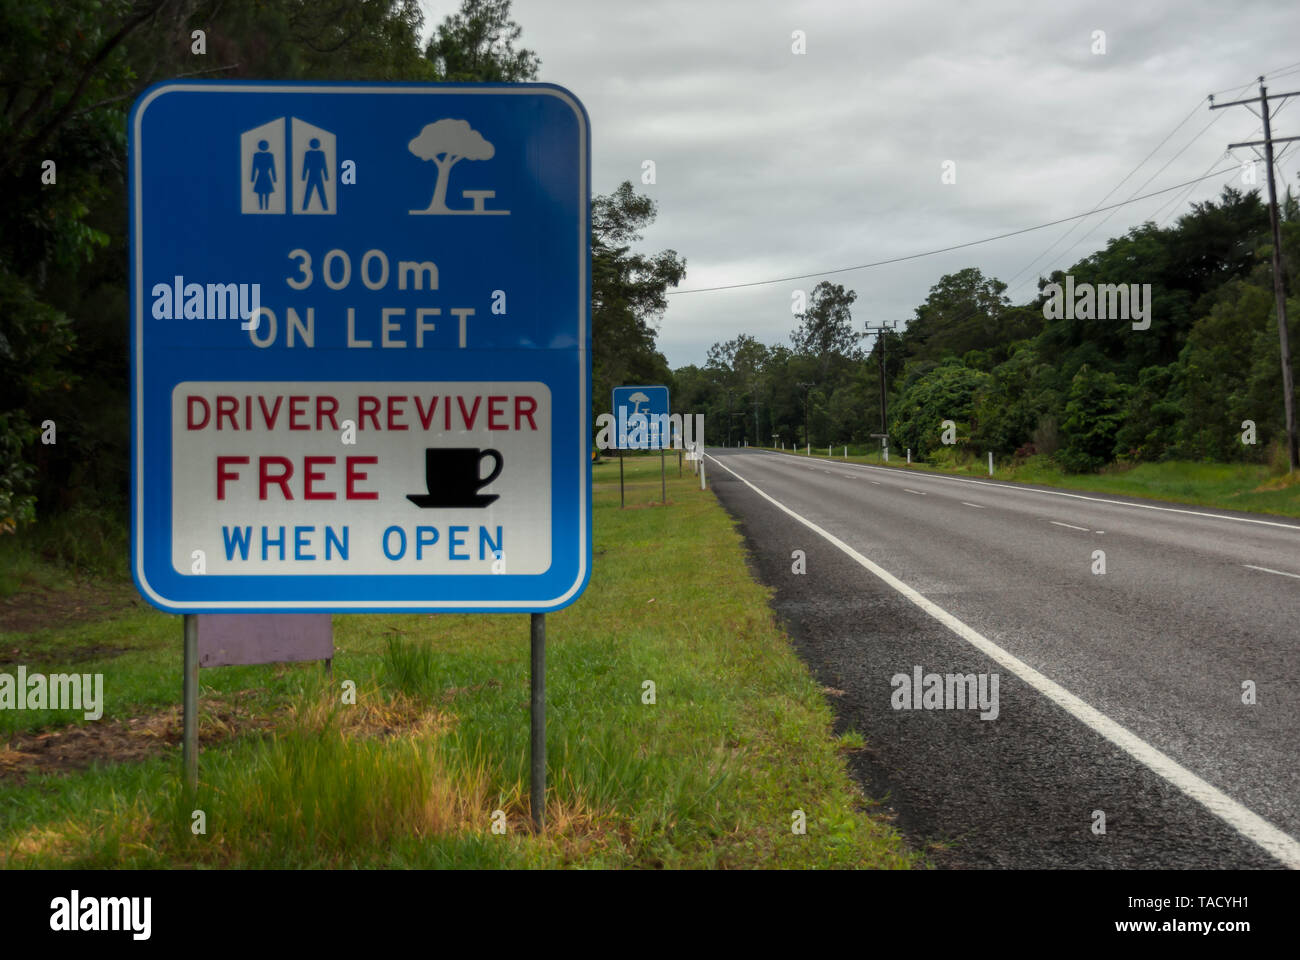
[415,396,438,430]
[216,396,238,430]
[303,456,336,500]
[259,456,294,500]
[346,456,379,500]
[316,396,339,432]
[515,396,538,430]
[457,395,481,430]
[358,396,381,430]
[187,396,210,430]
[387,395,408,431]
[216,456,248,499]
[487,395,507,430]
[258,395,283,430]
[289,395,309,430]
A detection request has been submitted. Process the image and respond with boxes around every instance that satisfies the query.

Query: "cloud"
[423,0,1300,366]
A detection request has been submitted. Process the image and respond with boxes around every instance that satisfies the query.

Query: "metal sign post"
[183,614,198,794]
[530,612,545,831]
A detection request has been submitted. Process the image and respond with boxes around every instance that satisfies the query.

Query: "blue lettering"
[325,525,348,560]
[294,525,315,561]
[222,525,252,561]
[382,525,406,560]
[479,526,502,561]
[261,525,286,561]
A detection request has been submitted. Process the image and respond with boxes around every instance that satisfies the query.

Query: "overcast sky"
[420,0,1300,368]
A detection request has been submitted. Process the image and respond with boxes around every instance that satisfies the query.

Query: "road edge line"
[707,452,1300,869]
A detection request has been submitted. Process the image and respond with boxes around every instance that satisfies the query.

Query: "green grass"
[0,455,916,869]
[761,445,1300,518]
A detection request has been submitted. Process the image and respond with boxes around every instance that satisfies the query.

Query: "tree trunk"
[425,156,458,211]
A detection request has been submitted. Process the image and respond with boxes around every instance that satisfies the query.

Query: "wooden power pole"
[865,322,896,438]
[1212,79,1300,470]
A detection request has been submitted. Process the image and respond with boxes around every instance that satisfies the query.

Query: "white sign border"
[130,82,589,611]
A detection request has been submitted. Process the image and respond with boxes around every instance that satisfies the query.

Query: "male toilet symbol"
[407,448,504,508]
[300,137,329,212]
[240,117,335,215]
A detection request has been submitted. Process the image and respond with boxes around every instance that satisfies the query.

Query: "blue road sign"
[129,82,591,612]
[611,385,671,449]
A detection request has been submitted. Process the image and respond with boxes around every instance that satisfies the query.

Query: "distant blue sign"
[129,81,591,613]
[611,385,670,449]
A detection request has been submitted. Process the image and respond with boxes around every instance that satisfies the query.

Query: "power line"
[1005,62,1300,299]
[1048,108,1237,271]
[1002,99,1205,292]
[1207,59,1300,98]
[1154,150,1233,228]
[667,167,1237,295]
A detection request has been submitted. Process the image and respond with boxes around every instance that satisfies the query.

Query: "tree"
[0,0,441,531]
[591,182,685,420]
[426,0,540,81]
[408,118,495,212]
[902,267,1026,364]
[1059,365,1131,472]
[889,359,991,458]
[707,334,769,445]
[791,281,861,380]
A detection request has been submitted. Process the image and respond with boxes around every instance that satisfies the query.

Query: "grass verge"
[0,454,916,869]
[760,446,1300,518]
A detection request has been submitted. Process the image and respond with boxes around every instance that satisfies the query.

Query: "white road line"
[758,449,1300,531]
[903,488,925,496]
[1242,564,1300,580]
[870,481,881,485]
[707,453,1300,870]
[1050,520,1090,531]
[961,502,985,509]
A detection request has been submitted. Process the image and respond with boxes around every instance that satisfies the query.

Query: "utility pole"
[797,381,814,447]
[864,322,896,439]
[1212,79,1300,470]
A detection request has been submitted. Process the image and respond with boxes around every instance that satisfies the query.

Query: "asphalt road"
[705,447,1300,868]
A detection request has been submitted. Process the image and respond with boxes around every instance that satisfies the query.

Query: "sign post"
[130,81,591,820]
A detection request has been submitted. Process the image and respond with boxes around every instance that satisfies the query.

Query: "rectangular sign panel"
[129,82,591,611]
[611,384,670,450]
[197,614,333,668]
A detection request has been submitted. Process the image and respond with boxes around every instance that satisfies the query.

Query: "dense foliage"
[0,0,688,531]
[678,186,1299,472]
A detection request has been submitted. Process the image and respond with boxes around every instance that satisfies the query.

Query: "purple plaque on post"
[197,614,333,668]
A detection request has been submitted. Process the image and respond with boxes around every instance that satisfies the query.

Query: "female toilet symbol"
[250,139,276,210]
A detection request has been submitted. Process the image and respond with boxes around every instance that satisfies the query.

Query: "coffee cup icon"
[407,447,503,508]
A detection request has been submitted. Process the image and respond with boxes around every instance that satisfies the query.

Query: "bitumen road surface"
[704,447,1300,869]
